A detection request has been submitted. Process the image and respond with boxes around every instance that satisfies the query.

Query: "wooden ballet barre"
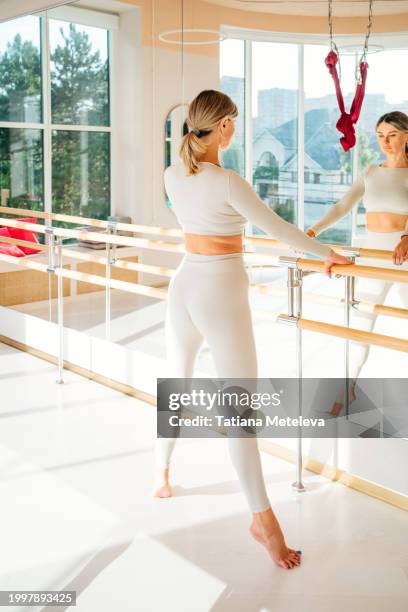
[2,206,406,265]
[0,217,185,253]
[0,206,184,238]
[60,248,174,277]
[0,235,48,252]
[60,245,280,271]
[246,235,406,264]
[2,238,404,320]
[2,242,405,324]
[1,218,406,285]
[295,318,408,353]
[55,267,167,300]
[1,209,404,264]
[250,282,408,320]
[0,252,62,274]
[1,250,406,353]
[0,252,168,299]
[0,234,172,277]
[295,258,408,283]
[0,219,300,265]
[47,249,408,320]
[352,302,408,319]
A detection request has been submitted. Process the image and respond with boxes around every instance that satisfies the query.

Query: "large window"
[251,42,298,233]
[219,38,245,176]
[0,16,43,210]
[0,9,111,221]
[221,34,408,246]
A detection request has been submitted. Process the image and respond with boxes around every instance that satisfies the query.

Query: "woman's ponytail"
[179,130,208,177]
[178,89,238,176]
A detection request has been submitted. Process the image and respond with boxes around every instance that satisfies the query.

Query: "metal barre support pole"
[293,268,306,492]
[344,256,356,419]
[105,220,118,340]
[45,225,55,323]
[56,236,64,384]
[283,262,306,493]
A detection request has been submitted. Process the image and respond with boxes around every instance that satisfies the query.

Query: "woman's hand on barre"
[393,236,408,265]
[323,249,354,279]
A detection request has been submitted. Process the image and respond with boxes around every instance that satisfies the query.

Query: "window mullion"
[107,29,113,217]
[351,51,360,240]
[41,12,52,216]
[50,124,112,132]
[297,43,305,231]
[244,39,253,234]
[0,122,44,129]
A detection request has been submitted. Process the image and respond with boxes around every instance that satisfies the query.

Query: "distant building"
[257,88,297,129]
[220,74,245,143]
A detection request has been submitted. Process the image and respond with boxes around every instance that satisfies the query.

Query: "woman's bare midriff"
[184,232,243,255]
[366,211,408,232]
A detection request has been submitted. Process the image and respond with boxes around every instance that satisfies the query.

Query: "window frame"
[0,5,118,215]
[221,27,408,240]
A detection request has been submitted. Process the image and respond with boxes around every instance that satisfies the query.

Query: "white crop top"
[311,164,408,236]
[164,161,332,259]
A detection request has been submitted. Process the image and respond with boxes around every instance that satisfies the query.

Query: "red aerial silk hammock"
[325,49,368,152]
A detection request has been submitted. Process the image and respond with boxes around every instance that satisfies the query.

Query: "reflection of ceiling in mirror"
[202,1,408,17]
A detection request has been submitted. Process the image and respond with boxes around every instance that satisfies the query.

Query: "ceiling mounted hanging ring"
[336,44,384,56]
[158,29,225,45]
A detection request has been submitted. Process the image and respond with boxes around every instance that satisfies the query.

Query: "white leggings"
[336,229,408,401]
[155,252,271,513]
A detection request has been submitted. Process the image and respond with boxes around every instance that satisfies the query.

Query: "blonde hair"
[179,89,238,176]
[376,111,408,159]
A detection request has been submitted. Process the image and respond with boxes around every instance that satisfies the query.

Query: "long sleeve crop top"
[164,161,332,259]
[311,164,408,237]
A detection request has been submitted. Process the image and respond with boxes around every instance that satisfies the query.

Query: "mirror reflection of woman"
[153,90,353,570]
[306,111,408,415]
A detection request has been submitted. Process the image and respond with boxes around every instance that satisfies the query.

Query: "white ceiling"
[203,0,408,17]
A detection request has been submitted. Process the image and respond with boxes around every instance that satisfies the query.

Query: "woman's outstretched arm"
[228,170,333,259]
[308,174,365,237]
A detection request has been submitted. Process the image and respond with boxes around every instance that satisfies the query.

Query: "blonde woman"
[306,111,408,415]
[154,90,352,570]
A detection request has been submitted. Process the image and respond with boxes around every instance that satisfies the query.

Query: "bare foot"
[249,510,301,570]
[330,384,356,417]
[152,468,173,498]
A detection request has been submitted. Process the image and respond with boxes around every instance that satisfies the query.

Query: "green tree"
[51,23,110,223]
[0,33,43,211]
[51,23,108,125]
[0,22,110,224]
[0,33,41,122]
